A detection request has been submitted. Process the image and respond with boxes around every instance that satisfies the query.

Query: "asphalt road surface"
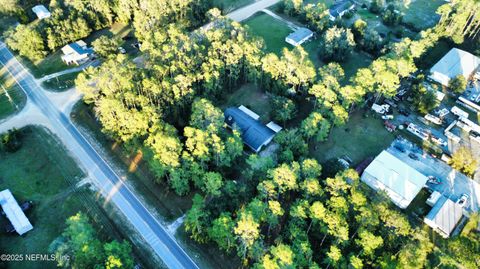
[0,42,199,269]
[227,0,281,22]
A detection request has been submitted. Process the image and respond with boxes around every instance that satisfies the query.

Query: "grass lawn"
[18,50,71,79]
[213,0,255,12]
[402,0,444,30]
[341,50,373,82]
[416,38,452,70]
[311,110,395,165]
[0,68,27,121]
[41,71,81,92]
[0,127,86,269]
[220,83,273,122]
[244,13,292,55]
[0,126,136,269]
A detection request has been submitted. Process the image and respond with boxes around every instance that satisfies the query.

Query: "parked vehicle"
[408,153,419,160]
[118,47,126,54]
[425,114,442,125]
[5,223,15,234]
[394,144,405,152]
[431,136,447,147]
[427,176,441,184]
[382,114,394,120]
[398,108,410,116]
[20,201,33,212]
[457,194,469,208]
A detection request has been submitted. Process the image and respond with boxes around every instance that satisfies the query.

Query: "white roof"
[361,151,429,209]
[424,196,463,238]
[32,5,51,20]
[238,105,260,120]
[266,121,282,133]
[429,48,480,86]
[0,189,33,235]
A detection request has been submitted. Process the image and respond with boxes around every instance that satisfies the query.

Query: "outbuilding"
[224,106,281,153]
[285,27,314,46]
[0,189,33,235]
[429,48,480,87]
[424,194,463,238]
[32,5,51,20]
[361,150,429,209]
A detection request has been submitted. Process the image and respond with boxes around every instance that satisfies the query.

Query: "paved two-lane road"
[0,42,199,269]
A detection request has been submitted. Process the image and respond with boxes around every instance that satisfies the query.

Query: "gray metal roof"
[329,0,354,18]
[224,107,275,152]
[425,196,463,237]
[286,28,314,43]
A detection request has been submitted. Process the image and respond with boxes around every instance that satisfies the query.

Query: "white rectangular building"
[361,150,429,209]
[424,195,463,238]
[32,5,51,20]
[0,189,33,235]
[429,48,480,87]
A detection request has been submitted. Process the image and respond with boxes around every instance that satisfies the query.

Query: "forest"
[2,0,480,268]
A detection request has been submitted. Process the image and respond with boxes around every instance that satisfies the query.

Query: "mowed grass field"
[0,127,126,269]
[213,0,255,12]
[311,111,395,165]
[42,71,81,92]
[220,83,273,122]
[0,67,27,121]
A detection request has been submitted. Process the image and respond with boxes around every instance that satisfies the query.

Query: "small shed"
[424,195,463,238]
[0,189,33,235]
[32,5,51,20]
[285,28,314,46]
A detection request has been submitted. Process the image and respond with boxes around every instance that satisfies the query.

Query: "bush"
[449,75,468,94]
[0,129,23,153]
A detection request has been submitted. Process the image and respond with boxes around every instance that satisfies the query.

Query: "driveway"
[388,137,480,213]
[227,0,281,22]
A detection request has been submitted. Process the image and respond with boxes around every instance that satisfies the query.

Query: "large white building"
[361,150,429,209]
[0,189,33,235]
[429,48,480,87]
[424,192,464,238]
[32,5,51,20]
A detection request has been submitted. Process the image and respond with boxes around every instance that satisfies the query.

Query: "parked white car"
[382,114,394,120]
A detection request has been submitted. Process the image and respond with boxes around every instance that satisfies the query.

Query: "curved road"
[0,43,198,269]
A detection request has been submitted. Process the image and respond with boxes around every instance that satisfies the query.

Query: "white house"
[61,40,94,65]
[285,27,314,46]
[0,189,33,235]
[429,48,480,87]
[361,150,429,209]
[32,5,51,20]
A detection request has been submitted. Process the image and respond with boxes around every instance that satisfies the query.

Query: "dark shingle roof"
[225,107,275,152]
[329,0,354,18]
[286,27,313,43]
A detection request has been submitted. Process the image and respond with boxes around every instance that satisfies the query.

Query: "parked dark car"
[408,153,419,160]
[399,108,410,116]
[20,201,33,212]
[5,223,15,234]
[394,145,406,152]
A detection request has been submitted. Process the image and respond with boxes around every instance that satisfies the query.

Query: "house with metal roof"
[0,189,33,235]
[61,40,94,65]
[224,106,281,153]
[361,150,429,209]
[32,5,51,20]
[328,0,355,21]
[285,27,314,46]
[424,193,464,238]
[429,48,480,87]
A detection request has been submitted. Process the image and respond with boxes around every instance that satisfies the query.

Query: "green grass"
[341,50,374,82]
[0,127,86,269]
[220,83,273,122]
[41,71,81,92]
[18,50,71,79]
[416,38,452,70]
[0,68,27,121]
[213,0,255,12]
[0,126,133,269]
[244,13,293,55]
[311,110,395,165]
[402,0,444,29]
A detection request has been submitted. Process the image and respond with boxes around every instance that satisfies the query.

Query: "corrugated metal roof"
[429,48,480,86]
[425,196,463,237]
[0,189,33,235]
[361,150,429,208]
[286,28,313,43]
[329,0,354,17]
[224,107,276,152]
